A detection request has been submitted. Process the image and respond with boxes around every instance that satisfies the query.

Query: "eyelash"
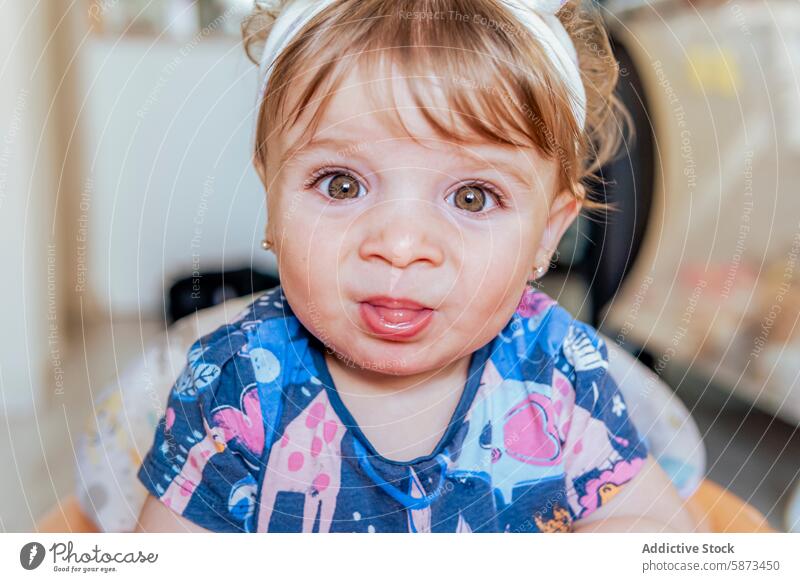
[455,179,509,210]
[303,166,361,191]
[303,165,509,210]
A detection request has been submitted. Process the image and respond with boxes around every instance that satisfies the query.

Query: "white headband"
[258,0,586,129]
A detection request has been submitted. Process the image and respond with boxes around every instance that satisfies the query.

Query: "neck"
[324,348,471,396]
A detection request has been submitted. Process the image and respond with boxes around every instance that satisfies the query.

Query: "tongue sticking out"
[359,302,434,339]
[372,305,425,325]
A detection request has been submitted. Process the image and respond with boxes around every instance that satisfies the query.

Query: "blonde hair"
[242,0,627,212]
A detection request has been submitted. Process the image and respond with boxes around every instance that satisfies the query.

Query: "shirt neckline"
[306,332,493,467]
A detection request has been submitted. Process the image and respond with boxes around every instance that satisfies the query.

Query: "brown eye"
[451,185,487,212]
[326,173,362,199]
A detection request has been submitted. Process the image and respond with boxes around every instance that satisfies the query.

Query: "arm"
[135,321,264,533]
[134,494,213,533]
[573,454,709,532]
[555,323,708,533]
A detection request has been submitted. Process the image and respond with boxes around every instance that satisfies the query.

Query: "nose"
[358,199,445,269]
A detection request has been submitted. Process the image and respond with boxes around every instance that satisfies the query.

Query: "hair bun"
[241,0,292,66]
[261,0,291,15]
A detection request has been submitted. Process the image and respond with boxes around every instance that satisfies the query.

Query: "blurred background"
[0,0,798,532]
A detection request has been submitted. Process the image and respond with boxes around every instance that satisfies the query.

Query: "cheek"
[455,223,535,284]
[273,202,348,306]
[276,225,342,346]
[455,223,538,314]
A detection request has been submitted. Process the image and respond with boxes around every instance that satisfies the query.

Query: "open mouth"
[358,296,434,340]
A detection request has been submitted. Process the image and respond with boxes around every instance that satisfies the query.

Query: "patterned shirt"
[137,285,648,532]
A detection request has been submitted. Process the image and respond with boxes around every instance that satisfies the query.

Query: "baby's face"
[264,65,578,376]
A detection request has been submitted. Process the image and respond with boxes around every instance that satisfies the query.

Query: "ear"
[533,185,583,272]
[253,154,277,253]
[253,153,268,187]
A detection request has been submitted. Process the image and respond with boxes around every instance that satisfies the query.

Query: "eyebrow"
[279,136,360,168]
[447,148,535,192]
[280,136,536,191]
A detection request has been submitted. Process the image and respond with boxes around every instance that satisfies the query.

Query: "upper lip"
[361,296,431,310]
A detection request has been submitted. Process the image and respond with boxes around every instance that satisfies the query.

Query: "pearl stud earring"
[526,265,546,287]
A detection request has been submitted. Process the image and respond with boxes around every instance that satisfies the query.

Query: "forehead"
[276,62,552,180]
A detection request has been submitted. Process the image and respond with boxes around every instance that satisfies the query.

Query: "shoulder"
[519,287,607,363]
[172,286,295,398]
[166,285,306,464]
[530,294,649,484]
[495,287,608,380]
[136,286,302,531]
[177,284,328,427]
[515,296,650,521]
[207,285,295,349]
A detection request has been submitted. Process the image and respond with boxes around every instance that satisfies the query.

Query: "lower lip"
[359,302,434,340]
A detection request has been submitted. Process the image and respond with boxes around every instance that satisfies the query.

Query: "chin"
[352,357,416,376]
[332,338,438,376]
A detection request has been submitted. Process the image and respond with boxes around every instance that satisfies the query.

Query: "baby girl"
[135,0,694,532]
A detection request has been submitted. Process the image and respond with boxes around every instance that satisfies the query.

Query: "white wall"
[0,2,61,416]
[81,35,275,317]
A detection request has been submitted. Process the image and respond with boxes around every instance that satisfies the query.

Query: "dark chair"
[582,33,656,330]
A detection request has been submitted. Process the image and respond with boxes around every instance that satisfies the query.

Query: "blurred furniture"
[580,32,655,330]
[86,0,249,38]
[786,484,800,533]
[601,0,800,424]
[167,267,278,323]
[684,480,775,533]
[38,495,100,533]
[606,335,704,499]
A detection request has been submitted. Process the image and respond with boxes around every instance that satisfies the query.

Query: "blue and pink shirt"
[137,285,648,532]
